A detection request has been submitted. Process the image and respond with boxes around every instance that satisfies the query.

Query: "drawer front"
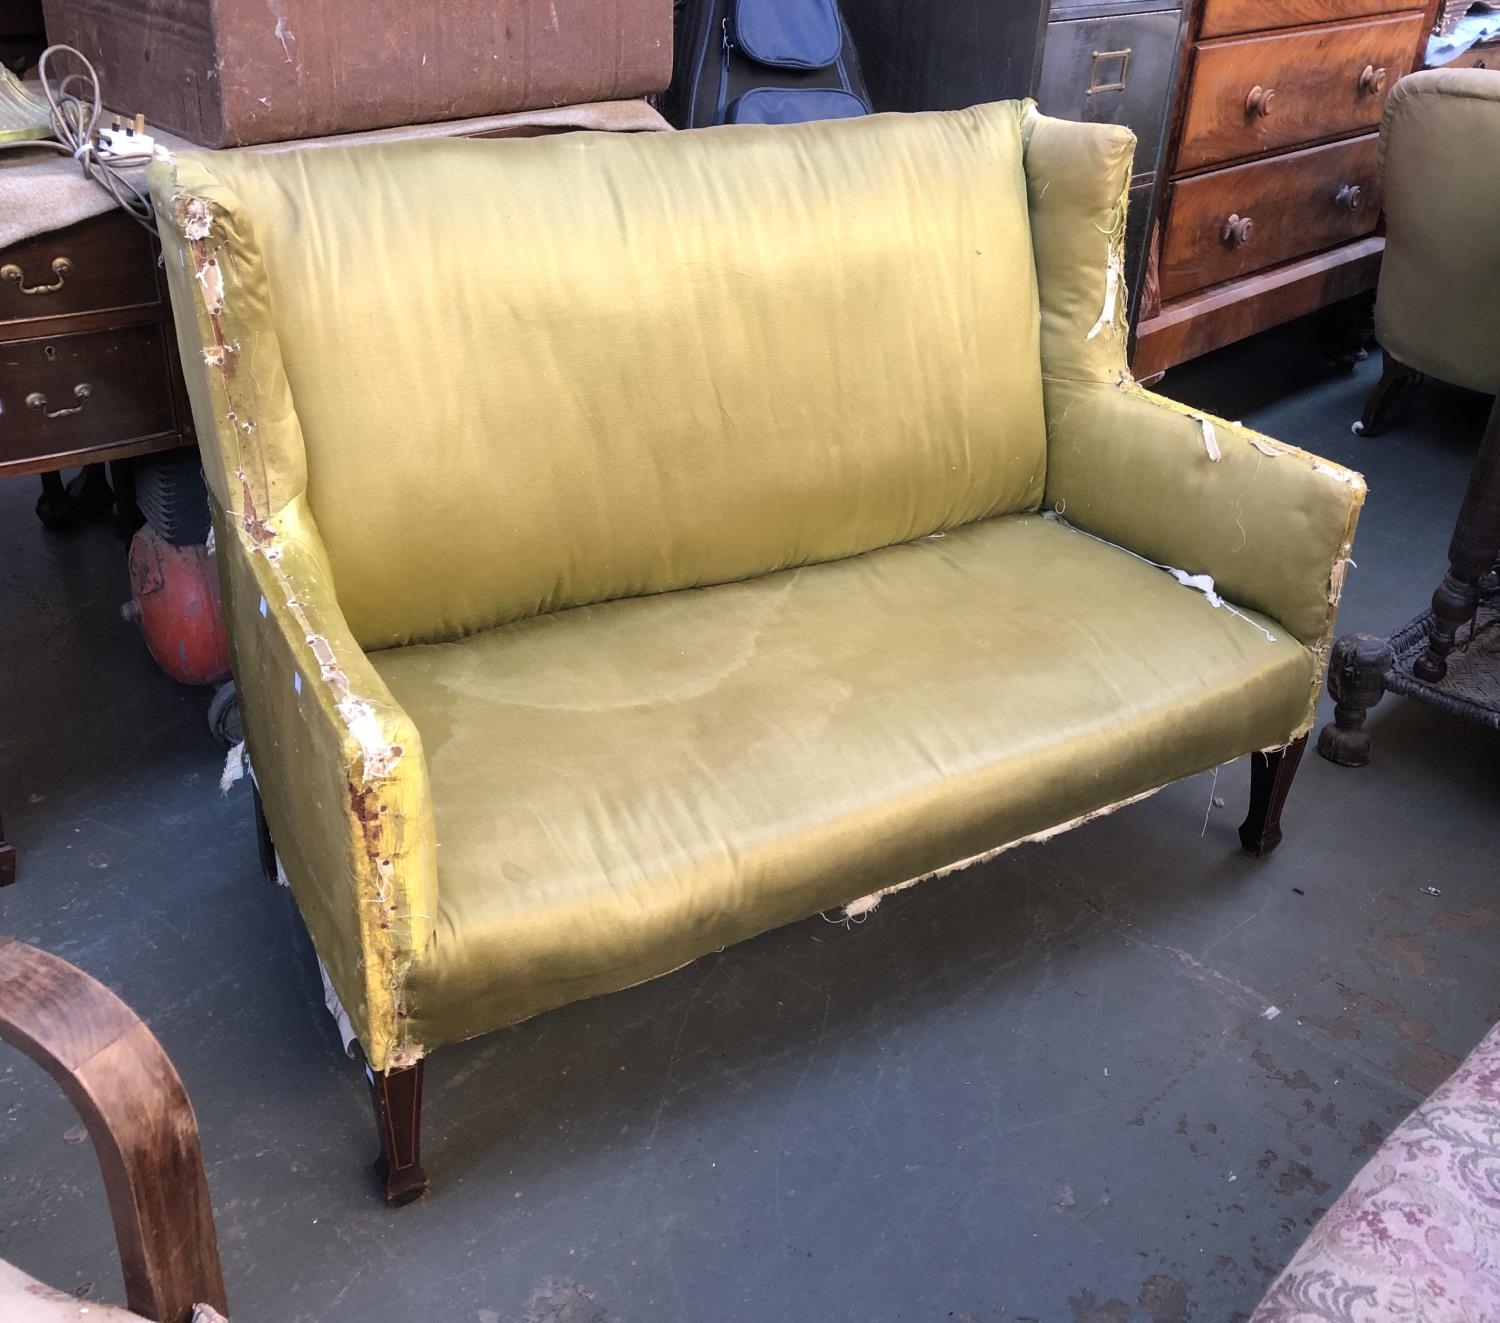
[1443,43,1499,68]
[0,324,176,466]
[0,212,159,328]
[1200,0,1422,39]
[1177,14,1424,169]
[1037,10,1184,177]
[1159,133,1379,300]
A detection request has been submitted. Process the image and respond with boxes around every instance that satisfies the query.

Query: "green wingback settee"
[149,102,1364,1204]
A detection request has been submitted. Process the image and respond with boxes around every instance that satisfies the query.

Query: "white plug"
[97,113,154,161]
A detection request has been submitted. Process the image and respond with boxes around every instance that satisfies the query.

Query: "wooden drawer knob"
[1244,85,1276,118]
[1335,183,1364,211]
[1358,64,1388,94]
[25,383,92,419]
[1222,214,1255,247]
[2,257,72,296]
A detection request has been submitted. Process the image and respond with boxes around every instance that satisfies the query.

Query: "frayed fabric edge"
[840,784,1166,920]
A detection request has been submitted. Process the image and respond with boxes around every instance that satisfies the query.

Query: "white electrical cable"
[1,45,157,233]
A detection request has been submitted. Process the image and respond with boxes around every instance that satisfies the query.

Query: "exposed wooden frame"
[0,935,227,1322]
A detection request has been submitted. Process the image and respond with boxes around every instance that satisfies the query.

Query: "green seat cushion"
[372,514,1313,1050]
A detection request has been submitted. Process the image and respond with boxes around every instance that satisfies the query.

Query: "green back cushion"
[204,104,1045,648]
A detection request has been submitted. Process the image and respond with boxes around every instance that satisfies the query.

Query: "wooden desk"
[1,210,194,480]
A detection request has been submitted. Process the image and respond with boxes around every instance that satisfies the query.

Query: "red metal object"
[123,527,232,685]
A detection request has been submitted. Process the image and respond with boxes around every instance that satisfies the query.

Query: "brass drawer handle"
[1335,183,1364,211]
[1357,64,1388,94]
[1087,48,1132,95]
[26,383,92,419]
[1222,213,1255,247]
[2,257,73,296]
[1245,85,1276,118]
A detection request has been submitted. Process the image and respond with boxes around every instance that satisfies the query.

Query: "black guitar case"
[671,0,872,128]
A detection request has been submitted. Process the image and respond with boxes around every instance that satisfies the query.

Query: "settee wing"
[217,498,437,1074]
[1041,379,1364,660]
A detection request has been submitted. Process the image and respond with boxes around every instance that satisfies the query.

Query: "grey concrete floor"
[1,321,1497,1323]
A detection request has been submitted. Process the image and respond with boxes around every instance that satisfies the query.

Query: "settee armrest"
[219,495,437,1073]
[1042,377,1365,652]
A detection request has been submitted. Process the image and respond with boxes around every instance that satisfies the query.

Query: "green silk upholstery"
[1373,70,1500,396]
[168,103,1046,650]
[149,104,1364,1072]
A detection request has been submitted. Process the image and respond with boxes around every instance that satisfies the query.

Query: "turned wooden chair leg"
[0,809,14,887]
[368,1059,428,1207]
[1413,392,1500,683]
[252,783,278,884]
[1239,735,1307,858]
[1317,634,1394,767]
[0,935,228,1321]
[1352,351,1419,437]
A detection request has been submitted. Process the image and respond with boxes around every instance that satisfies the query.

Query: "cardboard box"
[41,0,672,147]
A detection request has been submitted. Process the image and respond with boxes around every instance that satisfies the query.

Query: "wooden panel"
[1036,9,1185,182]
[0,323,176,471]
[1200,0,1423,39]
[1132,236,1383,377]
[1177,13,1424,170]
[0,212,158,328]
[841,0,1049,111]
[1159,134,1380,300]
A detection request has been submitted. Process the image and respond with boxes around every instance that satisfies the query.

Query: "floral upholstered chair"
[1251,1021,1500,1322]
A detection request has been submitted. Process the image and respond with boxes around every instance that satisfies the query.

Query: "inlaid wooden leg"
[1317,634,1394,767]
[1239,735,1307,858]
[251,783,277,884]
[1352,351,1419,437]
[369,1060,428,1207]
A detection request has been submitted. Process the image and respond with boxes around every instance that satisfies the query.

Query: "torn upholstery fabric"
[148,102,1364,1071]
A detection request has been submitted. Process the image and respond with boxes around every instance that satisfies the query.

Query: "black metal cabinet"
[842,0,1050,112]
[1036,0,1187,320]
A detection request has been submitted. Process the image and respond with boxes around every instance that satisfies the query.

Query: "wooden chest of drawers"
[1132,0,1428,377]
[0,211,193,479]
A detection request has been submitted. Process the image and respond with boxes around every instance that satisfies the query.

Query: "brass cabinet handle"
[1335,183,1364,211]
[1245,85,1276,118]
[25,383,92,419]
[1357,64,1388,94]
[1222,213,1255,247]
[2,257,73,296]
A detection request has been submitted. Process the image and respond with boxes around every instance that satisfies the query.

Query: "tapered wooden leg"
[1352,351,1419,437]
[1239,735,1307,858]
[252,783,277,884]
[35,470,76,529]
[1317,634,1394,767]
[369,1060,428,1207]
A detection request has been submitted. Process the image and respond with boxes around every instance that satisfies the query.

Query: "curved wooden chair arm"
[0,934,227,1322]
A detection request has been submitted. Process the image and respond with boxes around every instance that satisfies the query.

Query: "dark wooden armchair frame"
[0,934,228,1322]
